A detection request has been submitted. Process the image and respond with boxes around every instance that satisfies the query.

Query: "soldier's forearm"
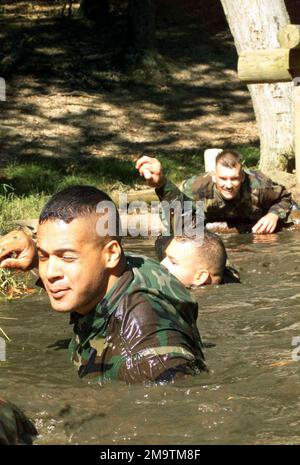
[155,178,185,203]
[262,183,293,222]
[268,197,293,221]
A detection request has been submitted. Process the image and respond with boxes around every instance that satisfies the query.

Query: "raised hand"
[135,156,166,189]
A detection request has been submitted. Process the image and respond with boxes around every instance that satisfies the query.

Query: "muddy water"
[0,231,300,445]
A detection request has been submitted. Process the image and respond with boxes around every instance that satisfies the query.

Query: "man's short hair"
[174,231,227,280]
[216,150,242,169]
[39,185,121,244]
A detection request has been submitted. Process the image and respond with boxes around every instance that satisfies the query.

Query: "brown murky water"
[0,231,300,444]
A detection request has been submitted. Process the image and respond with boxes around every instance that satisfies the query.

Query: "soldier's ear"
[193,269,210,287]
[103,240,122,269]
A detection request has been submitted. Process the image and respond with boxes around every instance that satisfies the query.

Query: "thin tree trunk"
[79,0,109,20]
[220,0,294,172]
[126,0,156,55]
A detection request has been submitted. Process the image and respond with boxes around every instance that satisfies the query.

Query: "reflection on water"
[0,231,300,444]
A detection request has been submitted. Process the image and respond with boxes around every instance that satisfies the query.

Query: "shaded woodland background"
[0,0,299,196]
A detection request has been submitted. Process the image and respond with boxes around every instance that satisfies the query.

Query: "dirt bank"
[0,1,258,170]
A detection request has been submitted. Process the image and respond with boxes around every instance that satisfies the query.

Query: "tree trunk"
[79,0,109,20]
[220,0,294,172]
[126,0,156,56]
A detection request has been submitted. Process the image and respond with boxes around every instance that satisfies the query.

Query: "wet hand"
[0,230,38,271]
[135,156,166,189]
[0,397,37,445]
[252,213,279,234]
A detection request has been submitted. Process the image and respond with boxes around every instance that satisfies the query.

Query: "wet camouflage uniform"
[0,398,37,445]
[156,169,293,228]
[68,254,207,384]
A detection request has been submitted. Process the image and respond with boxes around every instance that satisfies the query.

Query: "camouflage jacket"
[68,254,207,384]
[156,169,293,226]
[0,398,37,445]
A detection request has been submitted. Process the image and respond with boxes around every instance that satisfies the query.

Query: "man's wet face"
[214,163,244,200]
[37,216,108,315]
[160,239,203,287]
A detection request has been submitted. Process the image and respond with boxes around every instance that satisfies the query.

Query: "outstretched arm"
[135,155,189,203]
[136,156,201,259]
[252,179,293,234]
[252,212,279,234]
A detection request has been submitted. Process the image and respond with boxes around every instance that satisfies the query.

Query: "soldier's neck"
[105,253,127,297]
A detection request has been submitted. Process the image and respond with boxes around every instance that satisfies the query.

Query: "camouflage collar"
[94,265,134,319]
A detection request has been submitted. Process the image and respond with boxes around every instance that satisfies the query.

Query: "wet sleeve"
[259,180,293,222]
[0,398,37,445]
[155,178,193,204]
[116,295,206,384]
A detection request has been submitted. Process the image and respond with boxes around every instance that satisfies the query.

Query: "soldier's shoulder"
[184,172,214,199]
[246,169,273,189]
[126,253,196,304]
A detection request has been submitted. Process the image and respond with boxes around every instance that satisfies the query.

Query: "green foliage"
[236,146,260,168]
[0,192,47,234]
[0,145,259,233]
[1,157,138,196]
[0,268,34,300]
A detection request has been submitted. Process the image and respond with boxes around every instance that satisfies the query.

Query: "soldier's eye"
[62,256,76,262]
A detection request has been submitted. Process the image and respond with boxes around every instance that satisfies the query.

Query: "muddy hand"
[252,212,279,234]
[0,230,38,271]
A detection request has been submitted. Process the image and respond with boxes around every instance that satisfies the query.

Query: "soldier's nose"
[45,256,64,282]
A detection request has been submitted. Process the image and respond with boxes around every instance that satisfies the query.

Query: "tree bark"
[126,0,156,55]
[220,0,294,172]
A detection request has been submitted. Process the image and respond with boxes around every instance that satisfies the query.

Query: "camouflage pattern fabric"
[68,254,207,384]
[156,169,293,227]
[0,398,37,445]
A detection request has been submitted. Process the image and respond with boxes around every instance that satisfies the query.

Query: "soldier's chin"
[221,190,236,199]
[49,297,73,313]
